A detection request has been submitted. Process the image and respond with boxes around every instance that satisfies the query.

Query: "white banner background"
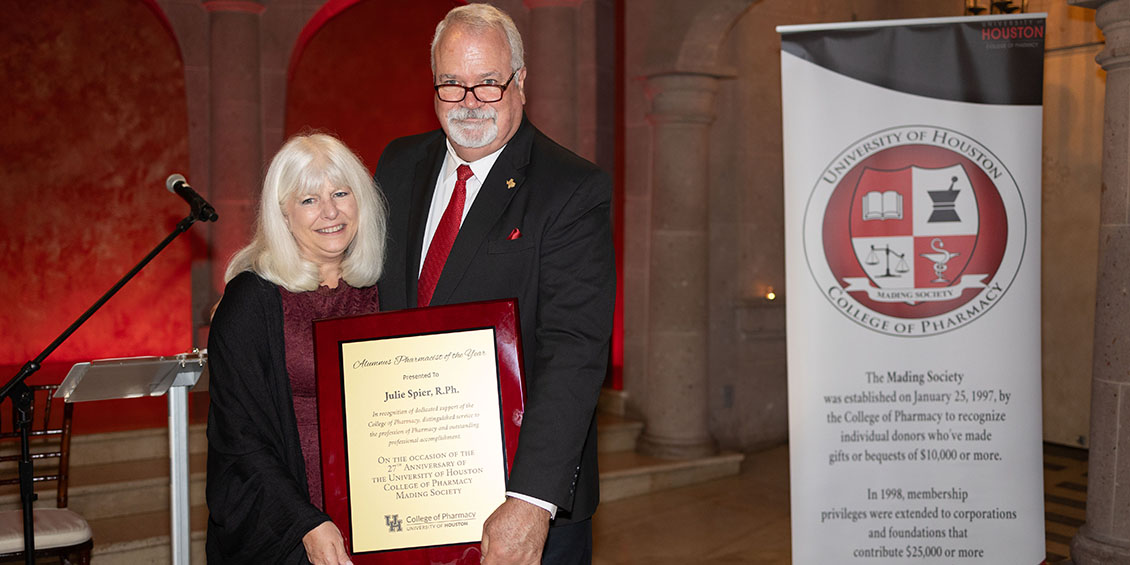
[782,16,1045,565]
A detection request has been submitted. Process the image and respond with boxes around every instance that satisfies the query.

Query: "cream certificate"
[339,328,507,553]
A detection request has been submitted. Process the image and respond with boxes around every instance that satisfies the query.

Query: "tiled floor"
[592,443,1088,564]
[1043,443,1089,563]
[592,445,791,565]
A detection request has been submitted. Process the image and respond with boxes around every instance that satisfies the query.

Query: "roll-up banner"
[779,14,1046,564]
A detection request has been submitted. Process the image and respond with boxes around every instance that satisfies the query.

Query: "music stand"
[58,350,208,565]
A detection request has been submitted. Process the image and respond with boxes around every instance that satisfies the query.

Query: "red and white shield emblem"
[813,136,1013,327]
[848,164,979,296]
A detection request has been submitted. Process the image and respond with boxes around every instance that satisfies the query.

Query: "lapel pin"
[506,178,516,189]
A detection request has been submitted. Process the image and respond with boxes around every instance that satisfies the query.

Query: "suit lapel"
[430,118,535,306]
[405,137,446,308]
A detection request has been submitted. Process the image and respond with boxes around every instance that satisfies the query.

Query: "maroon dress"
[279,281,378,509]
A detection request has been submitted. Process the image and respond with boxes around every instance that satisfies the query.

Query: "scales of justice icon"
[865,244,909,278]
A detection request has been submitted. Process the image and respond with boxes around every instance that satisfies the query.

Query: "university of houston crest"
[804,125,1026,337]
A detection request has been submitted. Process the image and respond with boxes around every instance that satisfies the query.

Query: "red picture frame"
[314,299,526,564]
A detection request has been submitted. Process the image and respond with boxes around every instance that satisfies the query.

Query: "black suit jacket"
[375,117,614,524]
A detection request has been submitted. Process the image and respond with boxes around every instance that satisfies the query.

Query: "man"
[375,4,614,565]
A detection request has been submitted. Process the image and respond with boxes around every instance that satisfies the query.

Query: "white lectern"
[58,350,208,565]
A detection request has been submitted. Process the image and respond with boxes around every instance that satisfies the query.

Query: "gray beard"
[445,108,499,148]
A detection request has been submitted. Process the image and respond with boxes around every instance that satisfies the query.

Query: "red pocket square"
[507,228,521,240]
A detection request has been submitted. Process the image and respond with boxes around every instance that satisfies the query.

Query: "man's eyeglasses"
[434,70,519,103]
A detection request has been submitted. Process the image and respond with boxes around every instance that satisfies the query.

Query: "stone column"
[205,0,264,296]
[523,0,582,152]
[636,72,721,459]
[1071,1,1130,563]
[156,0,215,345]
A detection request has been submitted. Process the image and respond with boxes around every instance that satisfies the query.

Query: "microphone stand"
[0,194,217,564]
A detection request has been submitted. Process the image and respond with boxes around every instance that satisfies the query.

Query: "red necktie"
[418,164,473,307]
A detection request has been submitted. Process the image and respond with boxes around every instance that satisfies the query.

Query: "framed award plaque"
[314,299,526,564]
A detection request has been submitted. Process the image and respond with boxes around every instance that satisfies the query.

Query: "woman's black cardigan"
[205,271,329,563]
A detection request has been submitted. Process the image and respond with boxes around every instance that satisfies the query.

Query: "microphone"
[165,174,218,222]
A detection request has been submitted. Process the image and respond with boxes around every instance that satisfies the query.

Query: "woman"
[206,133,385,564]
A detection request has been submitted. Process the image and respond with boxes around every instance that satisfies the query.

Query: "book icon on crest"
[862,190,903,221]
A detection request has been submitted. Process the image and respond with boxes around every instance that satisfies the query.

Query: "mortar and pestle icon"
[927,176,962,223]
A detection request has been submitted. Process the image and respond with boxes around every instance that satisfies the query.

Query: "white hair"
[224,133,386,292]
[431,3,524,74]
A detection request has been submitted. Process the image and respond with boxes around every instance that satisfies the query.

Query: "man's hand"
[480,497,551,565]
[302,521,352,565]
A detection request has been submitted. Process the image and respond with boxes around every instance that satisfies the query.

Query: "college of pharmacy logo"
[803,125,1026,337]
[385,514,402,532]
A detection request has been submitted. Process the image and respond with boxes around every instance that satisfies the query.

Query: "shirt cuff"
[505,491,557,520]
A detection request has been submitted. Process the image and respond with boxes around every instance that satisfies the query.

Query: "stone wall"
[621,0,1104,452]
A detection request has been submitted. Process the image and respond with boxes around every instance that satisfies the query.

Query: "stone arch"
[290,0,366,79]
[285,0,462,166]
[641,0,758,76]
[674,0,759,74]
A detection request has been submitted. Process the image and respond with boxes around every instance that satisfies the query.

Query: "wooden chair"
[0,385,92,564]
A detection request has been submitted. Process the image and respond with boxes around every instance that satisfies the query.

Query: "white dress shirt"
[418,139,557,520]
[418,140,503,275]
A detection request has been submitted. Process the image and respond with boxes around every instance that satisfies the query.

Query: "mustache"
[447,107,497,121]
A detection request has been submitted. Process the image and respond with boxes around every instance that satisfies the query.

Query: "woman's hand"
[302,521,352,565]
